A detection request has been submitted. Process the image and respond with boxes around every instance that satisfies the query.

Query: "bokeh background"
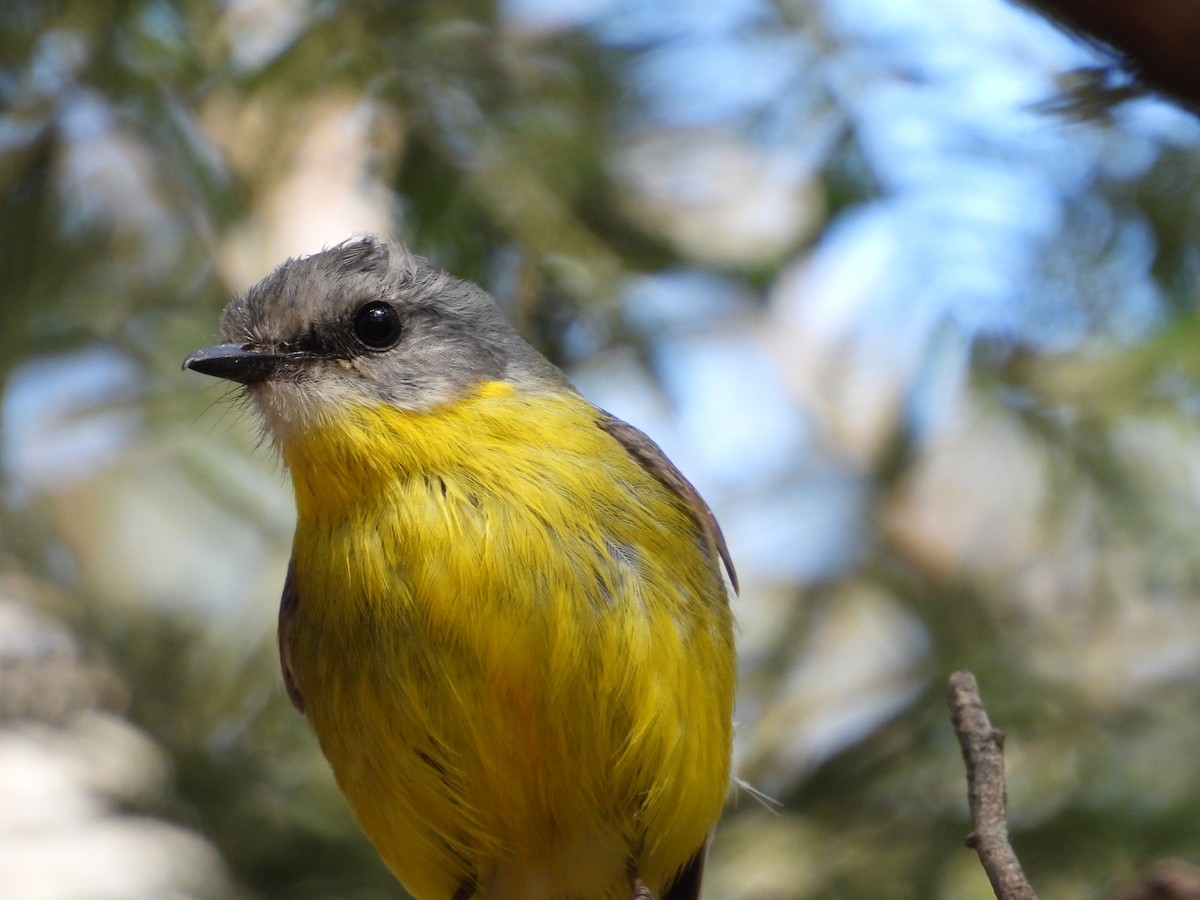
[4,0,1200,898]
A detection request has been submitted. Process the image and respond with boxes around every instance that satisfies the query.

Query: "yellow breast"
[281,381,734,899]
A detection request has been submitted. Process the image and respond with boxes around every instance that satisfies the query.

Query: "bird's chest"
[285,478,612,736]
[284,485,639,867]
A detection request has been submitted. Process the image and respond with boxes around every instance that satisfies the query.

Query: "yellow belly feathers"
[281,381,734,900]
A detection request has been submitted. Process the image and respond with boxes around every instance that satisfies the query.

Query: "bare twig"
[946,670,1038,900]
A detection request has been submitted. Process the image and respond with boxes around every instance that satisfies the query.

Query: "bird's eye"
[352,301,402,350]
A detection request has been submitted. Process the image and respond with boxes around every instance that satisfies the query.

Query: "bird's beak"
[183,343,286,385]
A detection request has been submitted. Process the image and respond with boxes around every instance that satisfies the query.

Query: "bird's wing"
[278,561,306,713]
[598,413,738,593]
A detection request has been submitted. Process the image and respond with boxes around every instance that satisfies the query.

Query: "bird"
[183,236,736,900]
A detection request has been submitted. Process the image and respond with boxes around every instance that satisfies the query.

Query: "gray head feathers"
[215,235,572,438]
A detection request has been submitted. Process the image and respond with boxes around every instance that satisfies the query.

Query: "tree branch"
[946,670,1038,900]
[1017,0,1200,112]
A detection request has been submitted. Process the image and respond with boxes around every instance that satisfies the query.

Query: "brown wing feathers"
[598,413,738,594]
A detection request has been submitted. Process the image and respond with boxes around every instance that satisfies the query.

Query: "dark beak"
[183,343,286,385]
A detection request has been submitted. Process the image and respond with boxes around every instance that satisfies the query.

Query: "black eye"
[352,301,402,350]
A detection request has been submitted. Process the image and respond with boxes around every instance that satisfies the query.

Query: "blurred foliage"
[4,0,1200,898]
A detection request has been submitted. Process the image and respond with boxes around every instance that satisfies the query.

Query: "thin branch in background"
[946,670,1039,900]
